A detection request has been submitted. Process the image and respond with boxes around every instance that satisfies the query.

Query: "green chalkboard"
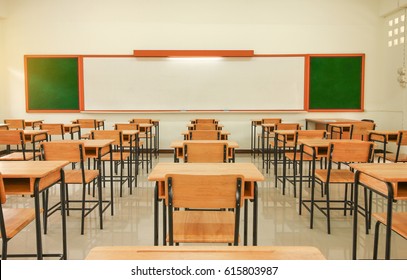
[26,57,80,111]
[309,55,363,110]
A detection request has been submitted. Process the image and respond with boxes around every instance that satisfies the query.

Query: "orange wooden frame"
[133,50,254,57]
[305,53,365,112]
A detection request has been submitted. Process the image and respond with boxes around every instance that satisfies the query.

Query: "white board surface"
[83,56,305,111]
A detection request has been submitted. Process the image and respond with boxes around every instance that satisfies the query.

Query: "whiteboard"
[83,56,305,111]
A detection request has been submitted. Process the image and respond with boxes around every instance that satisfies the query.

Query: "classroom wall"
[2,0,405,149]
[0,0,6,115]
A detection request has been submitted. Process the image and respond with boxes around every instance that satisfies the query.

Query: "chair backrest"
[189,130,220,140]
[130,118,152,124]
[328,141,374,163]
[166,174,243,209]
[397,130,407,146]
[75,119,97,129]
[351,121,376,140]
[184,142,227,163]
[91,130,122,146]
[114,123,139,130]
[4,119,25,130]
[296,129,327,141]
[41,141,85,163]
[275,123,300,130]
[0,130,25,145]
[193,123,218,130]
[194,119,217,124]
[261,118,282,124]
[39,124,65,138]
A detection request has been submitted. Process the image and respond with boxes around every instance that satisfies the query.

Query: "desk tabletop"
[85,246,325,260]
[349,163,407,183]
[182,130,230,135]
[23,129,48,135]
[170,140,239,148]
[0,161,69,178]
[148,163,264,182]
[51,139,114,147]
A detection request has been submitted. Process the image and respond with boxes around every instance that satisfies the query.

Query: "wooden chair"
[4,119,25,130]
[0,130,39,161]
[372,212,407,259]
[281,130,327,197]
[258,118,282,155]
[129,119,155,170]
[312,141,374,234]
[0,173,36,259]
[73,119,101,139]
[266,123,301,172]
[91,130,132,197]
[188,130,220,140]
[377,130,407,163]
[114,123,144,171]
[166,174,243,245]
[350,121,376,140]
[183,142,227,163]
[40,141,104,235]
[193,123,218,130]
[39,123,65,141]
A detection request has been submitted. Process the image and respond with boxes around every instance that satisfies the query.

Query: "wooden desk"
[250,119,262,157]
[350,163,407,260]
[327,123,353,139]
[85,245,326,260]
[368,130,399,162]
[24,119,44,129]
[63,124,81,139]
[72,119,105,130]
[148,163,264,246]
[0,160,69,259]
[305,118,361,130]
[182,130,230,140]
[170,140,239,163]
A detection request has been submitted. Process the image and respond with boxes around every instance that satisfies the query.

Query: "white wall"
[3,0,402,149]
[0,0,6,117]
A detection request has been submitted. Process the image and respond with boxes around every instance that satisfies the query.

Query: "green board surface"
[26,57,80,111]
[309,56,363,110]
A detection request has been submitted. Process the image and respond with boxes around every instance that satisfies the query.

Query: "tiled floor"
[3,153,407,260]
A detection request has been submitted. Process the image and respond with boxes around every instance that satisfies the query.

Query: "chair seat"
[373,212,407,238]
[64,169,99,184]
[314,169,354,184]
[384,153,407,162]
[285,152,314,161]
[0,208,36,239]
[80,133,90,139]
[0,152,37,161]
[171,210,236,243]
[101,152,130,161]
